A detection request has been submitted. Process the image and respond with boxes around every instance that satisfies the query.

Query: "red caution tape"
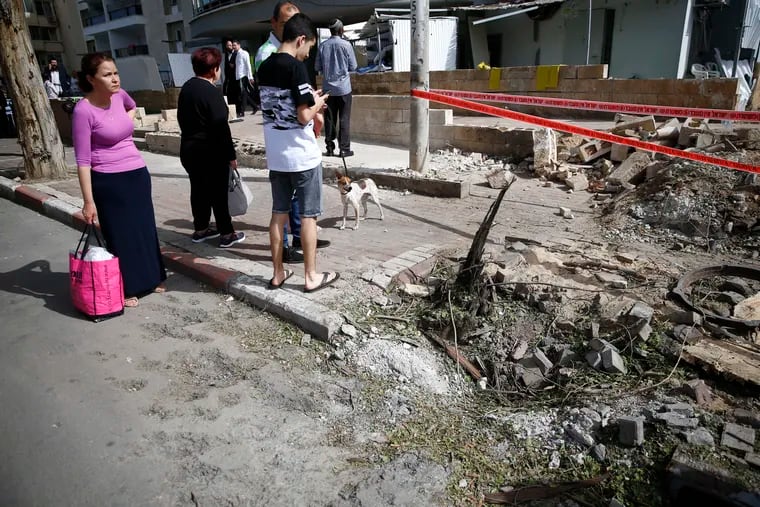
[430,89,760,123]
[412,89,760,175]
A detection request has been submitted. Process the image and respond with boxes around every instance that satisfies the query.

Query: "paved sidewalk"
[0,131,600,339]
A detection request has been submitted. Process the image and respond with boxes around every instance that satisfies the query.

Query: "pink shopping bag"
[69,225,124,321]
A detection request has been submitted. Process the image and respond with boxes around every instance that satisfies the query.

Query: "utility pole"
[0,0,67,179]
[410,0,429,173]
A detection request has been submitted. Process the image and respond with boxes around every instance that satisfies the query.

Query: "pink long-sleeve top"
[72,89,145,173]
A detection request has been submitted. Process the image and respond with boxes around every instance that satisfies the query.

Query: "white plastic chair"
[691,63,709,79]
[705,62,721,77]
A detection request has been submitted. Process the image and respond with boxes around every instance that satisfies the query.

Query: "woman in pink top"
[72,53,166,308]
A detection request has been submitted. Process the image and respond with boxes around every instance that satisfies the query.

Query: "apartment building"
[23,0,87,72]
[77,0,212,84]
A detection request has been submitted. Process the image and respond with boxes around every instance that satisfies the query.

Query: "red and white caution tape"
[412,89,760,175]
[429,88,760,123]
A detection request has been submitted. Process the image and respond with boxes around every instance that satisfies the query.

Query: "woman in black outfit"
[177,47,245,248]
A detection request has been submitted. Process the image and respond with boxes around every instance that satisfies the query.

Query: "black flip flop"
[304,272,340,293]
[268,270,294,290]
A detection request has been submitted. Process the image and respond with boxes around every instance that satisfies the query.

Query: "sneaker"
[191,228,220,243]
[324,150,335,157]
[292,238,330,249]
[339,150,354,157]
[283,246,304,263]
[219,231,245,248]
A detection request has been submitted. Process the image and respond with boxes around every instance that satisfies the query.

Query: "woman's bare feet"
[124,297,139,308]
[154,284,167,293]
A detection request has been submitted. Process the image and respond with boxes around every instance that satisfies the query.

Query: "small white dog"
[336,172,384,230]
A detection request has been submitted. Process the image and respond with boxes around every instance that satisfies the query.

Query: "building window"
[34,0,55,18]
[29,25,58,41]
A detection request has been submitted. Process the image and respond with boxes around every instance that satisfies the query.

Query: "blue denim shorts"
[269,164,323,218]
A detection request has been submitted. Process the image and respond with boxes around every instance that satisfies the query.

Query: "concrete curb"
[0,175,344,341]
[144,132,470,198]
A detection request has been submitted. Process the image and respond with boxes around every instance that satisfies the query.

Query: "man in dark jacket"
[41,58,70,98]
[222,38,240,120]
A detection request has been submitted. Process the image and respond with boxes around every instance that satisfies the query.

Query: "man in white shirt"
[233,40,258,118]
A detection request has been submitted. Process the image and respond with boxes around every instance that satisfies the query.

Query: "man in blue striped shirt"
[315,19,357,158]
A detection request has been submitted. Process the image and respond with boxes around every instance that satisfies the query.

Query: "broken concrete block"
[401,284,431,297]
[602,348,627,374]
[586,350,602,369]
[721,423,756,452]
[636,323,653,342]
[746,453,760,469]
[607,151,652,185]
[672,325,703,344]
[595,271,628,289]
[685,427,715,447]
[654,412,700,429]
[618,416,645,446]
[565,173,589,191]
[511,340,529,361]
[557,348,580,366]
[666,309,703,326]
[696,133,716,149]
[558,206,574,219]
[610,115,656,135]
[486,168,517,189]
[615,252,637,264]
[735,293,760,321]
[628,302,655,324]
[590,443,607,463]
[565,424,595,447]
[590,338,618,352]
[656,118,681,140]
[531,349,553,374]
[662,403,696,418]
[578,140,612,162]
[678,118,707,147]
[682,379,713,407]
[610,143,630,162]
[516,365,545,389]
[533,128,557,172]
[645,161,668,180]
[733,409,760,429]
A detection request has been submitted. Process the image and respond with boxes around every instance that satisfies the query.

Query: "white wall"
[484,0,689,78]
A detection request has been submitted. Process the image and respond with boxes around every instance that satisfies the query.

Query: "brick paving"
[1,119,602,294]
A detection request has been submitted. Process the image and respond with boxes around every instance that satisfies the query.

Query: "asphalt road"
[0,199,183,506]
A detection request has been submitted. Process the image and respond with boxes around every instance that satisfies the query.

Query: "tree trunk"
[0,0,67,179]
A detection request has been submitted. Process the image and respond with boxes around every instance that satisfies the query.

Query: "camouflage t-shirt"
[257,52,320,172]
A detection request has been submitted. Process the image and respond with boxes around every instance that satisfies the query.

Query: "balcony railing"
[82,13,106,26]
[108,3,143,20]
[192,0,246,17]
[113,44,149,57]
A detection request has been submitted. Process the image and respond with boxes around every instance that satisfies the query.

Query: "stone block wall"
[352,95,533,157]
[348,65,739,118]
[131,88,182,113]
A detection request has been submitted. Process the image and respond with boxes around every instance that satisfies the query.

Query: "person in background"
[255,0,330,263]
[315,18,357,157]
[222,38,240,121]
[258,13,339,293]
[42,57,71,98]
[69,71,82,96]
[72,53,166,308]
[234,40,257,118]
[177,47,245,249]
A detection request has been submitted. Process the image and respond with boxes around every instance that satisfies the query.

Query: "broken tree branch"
[456,178,515,291]
[426,326,487,388]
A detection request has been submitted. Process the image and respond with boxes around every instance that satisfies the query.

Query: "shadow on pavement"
[0,260,80,318]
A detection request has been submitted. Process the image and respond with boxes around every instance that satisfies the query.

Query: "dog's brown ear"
[334,171,343,179]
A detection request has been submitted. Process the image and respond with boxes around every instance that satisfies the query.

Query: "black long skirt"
[91,167,166,298]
